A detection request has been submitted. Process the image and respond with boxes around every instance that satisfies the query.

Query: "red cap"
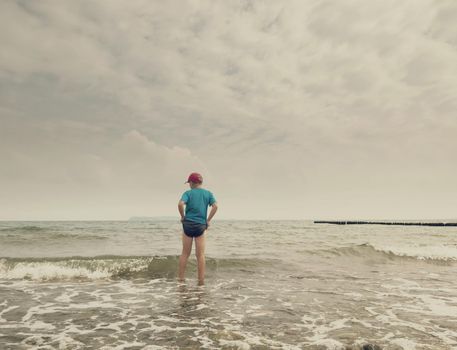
[185,172,203,184]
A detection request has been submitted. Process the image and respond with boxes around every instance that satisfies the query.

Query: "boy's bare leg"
[195,232,206,285]
[178,233,193,281]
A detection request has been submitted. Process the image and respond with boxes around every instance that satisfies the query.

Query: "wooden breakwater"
[314,220,457,227]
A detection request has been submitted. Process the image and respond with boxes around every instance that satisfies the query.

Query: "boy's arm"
[207,202,218,225]
[178,200,186,222]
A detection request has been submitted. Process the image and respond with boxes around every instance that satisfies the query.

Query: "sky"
[1,0,456,220]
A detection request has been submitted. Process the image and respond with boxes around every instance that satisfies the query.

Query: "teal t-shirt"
[180,188,216,224]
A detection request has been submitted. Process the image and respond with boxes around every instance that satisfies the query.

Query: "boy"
[178,172,218,285]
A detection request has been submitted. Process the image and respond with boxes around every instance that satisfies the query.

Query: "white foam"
[55,291,78,303]
[372,243,457,261]
[95,322,122,333]
[54,334,85,349]
[20,334,46,347]
[349,317,374,329]
[22,303,55,322]
[0,305,19,322]
[308,318,349,341]
[120,298,146,304]
[376,307,457,347]
[344,292,363,299]
[218,339,251,350]
[417,295,457,317]
[298,312,352,348]
[106,343,146,350]
[301,314,316,324]
[390,338,417,350]
[64,324,94,335]
[0,261,110,280]
[195,303,208,310]
[29,320,55,331]
[224,310,244,323]
[67,301,117,309]
[311,338,345,350]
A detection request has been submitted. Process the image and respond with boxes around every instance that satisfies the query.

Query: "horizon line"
[1,217,456,222]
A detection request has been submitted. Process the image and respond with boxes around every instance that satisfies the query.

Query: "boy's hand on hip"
[180,217,185,223]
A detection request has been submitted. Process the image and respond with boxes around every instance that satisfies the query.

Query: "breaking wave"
[319,243,457,263]
[0,255,271,281]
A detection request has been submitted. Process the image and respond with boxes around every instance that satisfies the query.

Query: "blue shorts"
[182,219,207,238]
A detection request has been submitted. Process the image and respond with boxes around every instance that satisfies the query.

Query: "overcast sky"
[1,0,456,220]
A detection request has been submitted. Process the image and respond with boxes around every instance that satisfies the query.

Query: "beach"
[1,220,457,349]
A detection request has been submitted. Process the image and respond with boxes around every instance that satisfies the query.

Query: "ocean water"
[1,220,457,350]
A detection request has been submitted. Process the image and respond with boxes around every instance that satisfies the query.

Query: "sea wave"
[0,225,49,232]
[0,232,108,243]
[320,243,457,263]
[0,224,109,242]
[0,255,271,281]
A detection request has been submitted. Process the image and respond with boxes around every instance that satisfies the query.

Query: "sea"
[1,220,457,350]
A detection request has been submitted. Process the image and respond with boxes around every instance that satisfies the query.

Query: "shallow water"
[1,220,457,349]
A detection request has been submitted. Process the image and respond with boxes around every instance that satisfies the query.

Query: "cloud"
[0,120,206,219]
[1,0,457,219]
